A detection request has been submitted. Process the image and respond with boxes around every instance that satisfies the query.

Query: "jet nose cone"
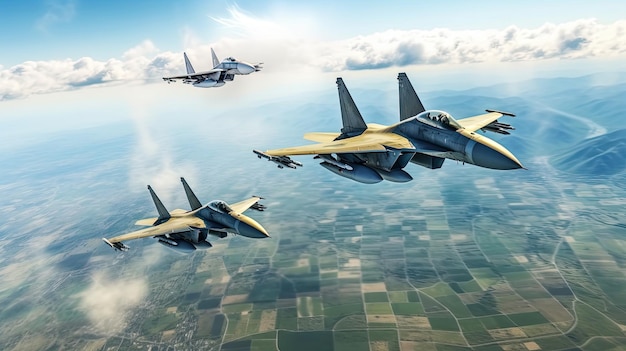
[471,141,524,170]
[237,63,255,75]
[237,215,270,238]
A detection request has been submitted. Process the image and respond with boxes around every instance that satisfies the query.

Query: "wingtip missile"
[102,238,130,252]
[253,150,302,169]
[485,109,516,117]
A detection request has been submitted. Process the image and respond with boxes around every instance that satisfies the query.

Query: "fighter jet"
[102,177,269,253]
[162,48,262,88]
[254,73,524,184]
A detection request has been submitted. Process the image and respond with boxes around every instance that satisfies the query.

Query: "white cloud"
[2,14,626,102]
[0,43,183,100]
[126,88,198,204]
[76,272,148,334]
[36,0,76,32]
[211,5,287,39]
[320,18,626,71]
[122,39,159,60]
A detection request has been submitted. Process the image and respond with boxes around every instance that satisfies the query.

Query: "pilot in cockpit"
[210,200,233,213]
[417,110,460,130]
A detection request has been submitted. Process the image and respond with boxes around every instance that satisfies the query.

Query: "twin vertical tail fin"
[148,185,171,225]
[184,52,196,74]
[337,78,367,139]
[398,73,426,121]
[181,177,202,210]
[211,48,220,68]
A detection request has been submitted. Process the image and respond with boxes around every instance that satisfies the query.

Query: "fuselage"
[299,110,524,185]
[156,202,268,253]
[389,111,523,170]
[198,200,269,239]
[258,74,524,184]
[322,111,522,184]
[192,59,257,88]
[215,58,257,75]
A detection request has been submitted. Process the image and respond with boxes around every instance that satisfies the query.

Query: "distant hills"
[551,129,626,176]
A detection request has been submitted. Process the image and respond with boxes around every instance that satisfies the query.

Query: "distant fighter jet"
[254,73,524,184]
[102,177,269,253]
[162,48,262,88]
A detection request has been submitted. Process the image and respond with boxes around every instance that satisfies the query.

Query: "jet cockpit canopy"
[416,110,462,131]
[208,200,233,213]
[225,57,236,62]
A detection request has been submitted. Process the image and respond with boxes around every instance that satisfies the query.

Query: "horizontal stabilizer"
[102,238,129,252]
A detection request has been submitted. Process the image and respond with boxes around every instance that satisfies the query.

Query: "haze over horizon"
[1,1,626,350]
[1,0,626,103]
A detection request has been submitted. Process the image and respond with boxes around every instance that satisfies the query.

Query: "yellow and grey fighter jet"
[254,73,524,184]
[102,177,269,253]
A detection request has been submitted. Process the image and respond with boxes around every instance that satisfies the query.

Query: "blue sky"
[2,0,626,66]
[1,0,626,102]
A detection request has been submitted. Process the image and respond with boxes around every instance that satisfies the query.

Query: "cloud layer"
[319,19,626,71]
[77,272,148,334]
[1,14,625,101]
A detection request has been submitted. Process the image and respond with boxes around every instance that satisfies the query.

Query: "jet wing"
[105,216,206,244]
[456,110,515,133]
[303,132,341,143]
[134,209,188,226]
[163,69,225,81]
[135,217,157,226]
[229,196,264,214]
[266,132,414,156]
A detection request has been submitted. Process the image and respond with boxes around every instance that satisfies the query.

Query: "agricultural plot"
[123,160,626,350]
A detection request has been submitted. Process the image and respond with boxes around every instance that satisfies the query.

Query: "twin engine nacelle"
[157,237,197,253]
[193,79,226,88]
[157,228,213,253]
[318,157,413,184]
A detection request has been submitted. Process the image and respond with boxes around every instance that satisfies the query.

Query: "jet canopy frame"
[208,200,233,214]
[415,110,462,131]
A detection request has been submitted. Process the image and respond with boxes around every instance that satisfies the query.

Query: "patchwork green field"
[83,160,626,351]
[3,77,626,351]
